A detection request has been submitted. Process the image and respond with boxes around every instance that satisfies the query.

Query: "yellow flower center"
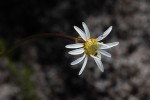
[84,38,99,56]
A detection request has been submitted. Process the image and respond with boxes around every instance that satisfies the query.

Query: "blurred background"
[0,0,150,100]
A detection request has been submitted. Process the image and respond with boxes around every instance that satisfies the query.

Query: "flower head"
[65,22,119,75]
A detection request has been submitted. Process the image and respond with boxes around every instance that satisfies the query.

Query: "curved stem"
[23,33,75,41]
[4,33,75,56]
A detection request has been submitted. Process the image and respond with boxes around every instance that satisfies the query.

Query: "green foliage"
[7,59,40,100]
[0,36,40,100]
[0,39,5,56]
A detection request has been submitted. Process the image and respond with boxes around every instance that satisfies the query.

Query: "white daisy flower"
[65,22,119,75]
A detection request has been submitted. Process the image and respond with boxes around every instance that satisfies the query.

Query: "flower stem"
[4,33,75,56]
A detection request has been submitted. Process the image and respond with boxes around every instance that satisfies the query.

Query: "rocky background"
[0,0,150,100]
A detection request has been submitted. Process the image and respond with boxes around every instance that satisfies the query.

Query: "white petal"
[101,42,119,49]
[71,54,86,65]
[68,48,84,55]
[65,43,83,49]
[78,56,88,75]
[74,26,87,41]
[91,56,104,72]
[99,43,110,49]
[105,42,119,48]
[97,52,101,60]
[99,42,119,49]
[97,26,112,41]
[82,22,90,39]
[99,50,111,57]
